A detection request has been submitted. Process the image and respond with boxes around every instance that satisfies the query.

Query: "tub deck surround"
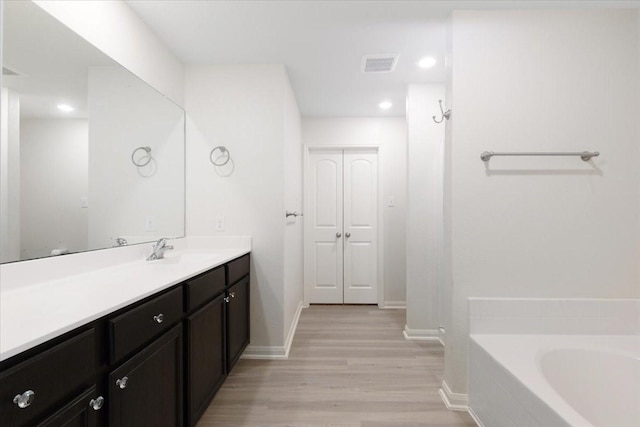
[466,298,640,427]
[469,334,640,427]
[0,236,251,362]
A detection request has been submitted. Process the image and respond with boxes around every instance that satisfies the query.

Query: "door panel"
[313,242,339,288]
[348,242,373,287]
[315,160,340,227]
[305,149,377,304]
[348,159,374,226]
[343,151,378,304]
[306,150,344,303]
[227,277,250,370]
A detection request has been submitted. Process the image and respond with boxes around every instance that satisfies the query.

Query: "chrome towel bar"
[480,151,599,162]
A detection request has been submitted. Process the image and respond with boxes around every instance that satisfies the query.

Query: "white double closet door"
[305,148,378,304]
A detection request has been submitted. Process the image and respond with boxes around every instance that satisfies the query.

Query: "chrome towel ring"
[131,146,153,167]
[210,146,231,166]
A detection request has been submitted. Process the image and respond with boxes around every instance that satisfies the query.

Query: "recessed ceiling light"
[57,104,74,112]
[378,100,392,110]
[418,57,437,69]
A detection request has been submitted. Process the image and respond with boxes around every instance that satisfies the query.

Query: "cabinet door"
[185,294,226,426]
[108,325,182,427]
[226,276,250,370]
[38,386,103,427]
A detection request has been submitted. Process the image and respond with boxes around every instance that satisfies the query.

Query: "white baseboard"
[438,327,446,346]
[439,380,469,411]
[402,325,440,341]
[282,300,304,357]
[468,407,484,427]
[241,300,304,360]
[380,301,406,309]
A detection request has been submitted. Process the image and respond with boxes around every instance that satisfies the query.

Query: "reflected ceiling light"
[418,57,437,69]
[57,104,74,112]
[378,100,392,110]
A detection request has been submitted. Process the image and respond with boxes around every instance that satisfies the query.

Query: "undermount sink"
[149,252,226,266]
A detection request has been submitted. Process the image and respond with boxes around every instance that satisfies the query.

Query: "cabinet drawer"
[109,287,183,363]
[227,254,249,286]
[185,266,225,311]
[0,329,96,427]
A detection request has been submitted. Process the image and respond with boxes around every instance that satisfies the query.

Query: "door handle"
[336,232,342,238]
[345,232,351,238]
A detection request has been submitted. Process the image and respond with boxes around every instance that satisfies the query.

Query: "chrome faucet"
[146,238,174,261]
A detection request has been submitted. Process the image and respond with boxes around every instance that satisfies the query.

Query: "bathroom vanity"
[0,251,250,427]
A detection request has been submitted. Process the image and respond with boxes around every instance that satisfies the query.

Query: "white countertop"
[0,236,250,362]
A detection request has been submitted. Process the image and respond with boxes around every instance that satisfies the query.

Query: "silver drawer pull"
[116,376,128,389]
[224,297,230,303]
[89,396,104,410]
[230,292,235,298]
[13,390,35,408]
[153,313,164,324]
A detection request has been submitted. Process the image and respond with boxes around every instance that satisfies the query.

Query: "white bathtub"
[541,348,640,426]
[469,334,640,427]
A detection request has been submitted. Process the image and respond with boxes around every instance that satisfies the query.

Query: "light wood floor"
[197,305,476,427]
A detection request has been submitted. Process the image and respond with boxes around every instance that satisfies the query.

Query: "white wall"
[33,0,184,107]
[0,88,21,262]
[444,9,640,397]
[302,118,407,306]
[186,64,302,353]
[20,119,88,259]
[283,74,304,339]
[87,66,185,249]
[405,84,445,338]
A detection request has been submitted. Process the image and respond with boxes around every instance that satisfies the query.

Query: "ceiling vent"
[361,54,399,73]
[2,67,19,76]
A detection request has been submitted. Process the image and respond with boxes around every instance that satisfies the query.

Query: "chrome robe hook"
[432,99,451,123]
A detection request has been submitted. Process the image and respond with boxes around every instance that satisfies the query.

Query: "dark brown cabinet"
[108,325,183,427]
[0,329,97,427]
[185,294,226,426]
[226,276,250,371]
[108,287,184,364]
[0,253,249,427]
[38,386,103,427]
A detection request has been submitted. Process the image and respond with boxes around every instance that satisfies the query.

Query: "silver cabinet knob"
[224,297,230,303]
[13,390,35,409]
[153,313,164,324]
[230,292,235,298]
[116,376,128,389]
[336,232,342,238]
[345,232,351,238]
[89,396,104,411]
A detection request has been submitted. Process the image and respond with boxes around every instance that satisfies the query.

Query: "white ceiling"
[3,1,115,119]
[126,0,639,117]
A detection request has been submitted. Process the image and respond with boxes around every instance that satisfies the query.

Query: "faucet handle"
[154,238,169,247]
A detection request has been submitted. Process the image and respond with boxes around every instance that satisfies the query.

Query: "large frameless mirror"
[1,1,185,263]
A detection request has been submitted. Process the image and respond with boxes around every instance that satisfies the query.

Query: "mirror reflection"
[1,1,185,263]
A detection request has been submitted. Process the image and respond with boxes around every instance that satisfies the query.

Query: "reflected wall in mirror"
[0,1,185,263]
